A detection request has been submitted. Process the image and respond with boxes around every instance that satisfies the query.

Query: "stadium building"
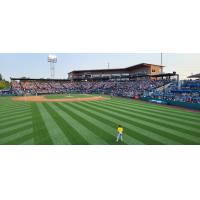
[68,63,167,81]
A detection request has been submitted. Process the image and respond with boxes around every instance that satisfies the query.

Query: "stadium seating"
[149,80,200,103]
[10,79,200,104]
[10,79,169,96]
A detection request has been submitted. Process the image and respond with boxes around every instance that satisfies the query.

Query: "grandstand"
[6,63,200,107]
[12,61,200,107]
[10,78,169,97]
[10,63,178,97]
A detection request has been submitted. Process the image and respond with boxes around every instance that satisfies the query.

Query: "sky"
[0,53,199,81]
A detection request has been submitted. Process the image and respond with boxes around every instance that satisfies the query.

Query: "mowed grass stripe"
[37,103,71,145]
[0,116,31,130]
[20,138,34,145]
[78,102,168,144]
[0,105,31,113]
[4,134,34,145]
[113,99,200,121]
[68,102,144,144]
[85,101,191,144]
[56,102,116,144]
[129,101,200,124]
[57,102,124,145]
[0,128,33,144]
[0,106,31,113]
[0,123,32,140]
[98,100,200,134]
[31,103,53,145]
[106,100,200,127]
[0,100,29,106]
[89,101,200,144]
[0,120,32,135]
[111,97,200,118]
[47,102,108,145]
[100,101,200,140]
[111,96,199,115]
[0,112,31,124]
[44,103,89,145]
[0,104,31,110]
[74,102,149,144]
[85,101,177,144]
[0,109,32,118]
[0,107,30,114]
[0,116,32,129]
[108,101,200,126]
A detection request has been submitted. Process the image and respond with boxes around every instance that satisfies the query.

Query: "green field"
[0,94,200,145]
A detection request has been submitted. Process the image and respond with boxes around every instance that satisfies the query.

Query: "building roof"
[10,78,70,81]
[69,63,165,74]
[188,73,200,78]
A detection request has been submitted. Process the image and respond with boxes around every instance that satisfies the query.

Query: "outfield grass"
[0,94,200,145]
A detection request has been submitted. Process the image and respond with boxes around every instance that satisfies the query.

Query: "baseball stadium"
[0,57,200,145]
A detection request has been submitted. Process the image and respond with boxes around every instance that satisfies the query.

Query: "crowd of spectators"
[9,79,200,104]
[180,79,200,90]
[149,79,200,103]
[0,89,10,95]
[11,79,169,97]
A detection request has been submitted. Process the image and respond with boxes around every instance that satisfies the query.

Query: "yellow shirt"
[117,127,123,134]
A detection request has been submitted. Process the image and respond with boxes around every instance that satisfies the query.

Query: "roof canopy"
[188,73,200,78]
[69,63,165,74]
[10,78,69,81]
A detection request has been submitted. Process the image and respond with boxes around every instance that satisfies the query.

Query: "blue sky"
[0,53,199,81]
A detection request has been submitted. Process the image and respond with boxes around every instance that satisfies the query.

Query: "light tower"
[107,62,110,69]
[48,54,57,79]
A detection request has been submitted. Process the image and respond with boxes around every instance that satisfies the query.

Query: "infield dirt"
[12,95,110,102]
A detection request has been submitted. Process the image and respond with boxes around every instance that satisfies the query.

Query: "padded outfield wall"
[141,97,200,111]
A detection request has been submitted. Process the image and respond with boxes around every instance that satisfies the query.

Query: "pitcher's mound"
[12,96,109,102]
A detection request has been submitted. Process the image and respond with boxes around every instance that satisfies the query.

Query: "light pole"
[107,62,110,69]
[48,54,57,79]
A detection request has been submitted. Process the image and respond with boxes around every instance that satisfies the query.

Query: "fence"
[140,97,200,110]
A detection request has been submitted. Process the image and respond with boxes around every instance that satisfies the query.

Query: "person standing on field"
[116,125,124,142]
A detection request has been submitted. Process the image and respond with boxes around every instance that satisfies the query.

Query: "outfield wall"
[141,97,200,110]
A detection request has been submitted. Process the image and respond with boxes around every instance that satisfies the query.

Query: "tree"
[0,81,6,89]
[0,78,10,89]
[0,73,2,81]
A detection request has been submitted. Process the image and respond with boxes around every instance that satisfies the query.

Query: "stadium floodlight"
[48,54,57,63]
[48,54,57,79]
